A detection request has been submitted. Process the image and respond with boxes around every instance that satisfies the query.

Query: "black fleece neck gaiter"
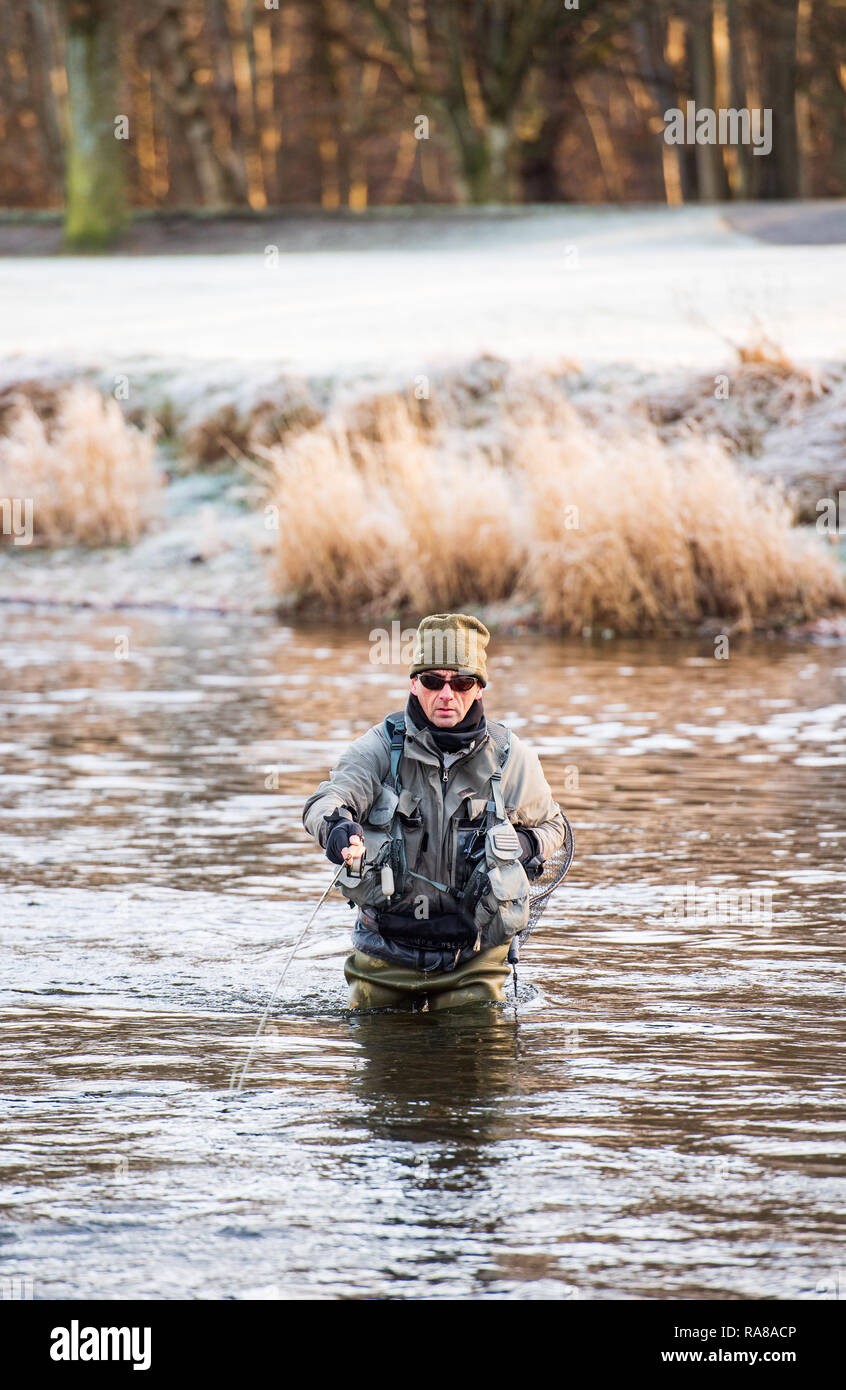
[406,692,486,754]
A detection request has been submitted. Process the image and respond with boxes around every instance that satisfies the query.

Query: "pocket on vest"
[476,860,529,944]
[396,788,424,868]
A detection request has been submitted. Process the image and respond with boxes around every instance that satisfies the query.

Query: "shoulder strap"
[485,718,511,766]
[383,712,406,792]
[499,726,511,769]
[486,722,511,821]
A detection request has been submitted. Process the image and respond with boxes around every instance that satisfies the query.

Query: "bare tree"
[327,0,604,203]
[2,0,842,215]
[140,2,240,207]
[687,0,729,199]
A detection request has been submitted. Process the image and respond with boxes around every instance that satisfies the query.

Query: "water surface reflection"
[0,607,844,1298]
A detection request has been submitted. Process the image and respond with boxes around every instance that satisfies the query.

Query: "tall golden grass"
[0,385,160,546]
[521,424,841,631]
[265,385,845,633]
[264,398,525,612]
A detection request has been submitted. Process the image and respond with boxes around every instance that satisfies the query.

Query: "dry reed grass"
[265,396,526,613]
[0,385,161,546]
[521,422,843,632]
[265,380,845,633]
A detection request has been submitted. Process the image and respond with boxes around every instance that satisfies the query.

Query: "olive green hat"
[409,612,489,685]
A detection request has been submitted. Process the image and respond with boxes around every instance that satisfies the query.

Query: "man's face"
[411,670,481,727]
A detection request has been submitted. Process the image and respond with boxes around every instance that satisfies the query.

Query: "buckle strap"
[488,768,506,822]
[386,713,405,792]
[486,726,510,822]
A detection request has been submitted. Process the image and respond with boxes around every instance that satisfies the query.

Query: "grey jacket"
[302,705,567,971]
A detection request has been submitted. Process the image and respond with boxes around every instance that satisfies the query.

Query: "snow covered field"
[2,206,845,379]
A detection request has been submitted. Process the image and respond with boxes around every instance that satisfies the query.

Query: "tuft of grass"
[265,396,526,614]
[735,336,798,371]
[0,385,161,546]
[264,382,845,633]
[520,422,843,633]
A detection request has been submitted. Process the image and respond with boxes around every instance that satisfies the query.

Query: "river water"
[1,606,844,1300]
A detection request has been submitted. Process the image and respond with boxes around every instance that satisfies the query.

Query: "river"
[1,606,844,1300]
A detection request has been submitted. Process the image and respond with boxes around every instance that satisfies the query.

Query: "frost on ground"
[1,206,845,631]
[0,350,844,634]
[2,206,846,372]
[0,469,276,615]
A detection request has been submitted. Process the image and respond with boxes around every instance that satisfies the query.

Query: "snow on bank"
[0,471,275,615]
[1,206,845,633]
[2,206,846,376]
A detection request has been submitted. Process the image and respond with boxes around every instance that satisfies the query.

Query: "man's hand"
[325,819,366,866]
[517,828,544,882]
[342,834,365,868]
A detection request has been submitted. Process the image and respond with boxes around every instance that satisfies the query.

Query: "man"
[302,613,567,1010]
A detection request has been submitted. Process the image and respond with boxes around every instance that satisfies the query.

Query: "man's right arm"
[302,725,390,849]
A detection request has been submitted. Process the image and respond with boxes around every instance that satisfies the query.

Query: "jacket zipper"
[441,762,451,879]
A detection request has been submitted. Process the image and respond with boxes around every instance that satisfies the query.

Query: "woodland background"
[0,0,843,237]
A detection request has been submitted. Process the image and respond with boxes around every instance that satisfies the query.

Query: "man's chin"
[433,710,459,726]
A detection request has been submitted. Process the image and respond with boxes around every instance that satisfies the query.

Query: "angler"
[302,612,570,1009]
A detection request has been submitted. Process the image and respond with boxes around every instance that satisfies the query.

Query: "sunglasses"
[417,672,479,693]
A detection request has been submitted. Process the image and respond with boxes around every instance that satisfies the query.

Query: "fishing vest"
[337,712,530,959]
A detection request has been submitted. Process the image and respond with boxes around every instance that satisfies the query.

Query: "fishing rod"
[229,858,350,1095]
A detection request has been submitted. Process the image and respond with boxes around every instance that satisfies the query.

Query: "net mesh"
[525,814,574,938]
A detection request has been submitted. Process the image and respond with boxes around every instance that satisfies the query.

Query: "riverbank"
[3,204,845,635]
[1,351,845,638]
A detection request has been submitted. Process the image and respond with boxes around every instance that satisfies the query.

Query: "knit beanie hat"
[409,613,489,685]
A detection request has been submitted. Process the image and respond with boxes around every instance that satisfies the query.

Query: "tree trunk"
[149,3,234,207]
[726,0,752,197]
[794,0,813,199]
[759,0,800,197]
[312,0,350,206]
[205,0,249,204]
[573,76,626,201]
[449,113,515,203]
[687,0,728,200]
[29,1,66,194]
[519,107,567,202]
[628,16,686,204]
[62,0,127,249]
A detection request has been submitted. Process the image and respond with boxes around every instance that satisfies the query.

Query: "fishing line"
[229,861,347,1095]
[510,815,575,1006]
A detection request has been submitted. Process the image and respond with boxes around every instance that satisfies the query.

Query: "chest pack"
[381,712,513,916]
